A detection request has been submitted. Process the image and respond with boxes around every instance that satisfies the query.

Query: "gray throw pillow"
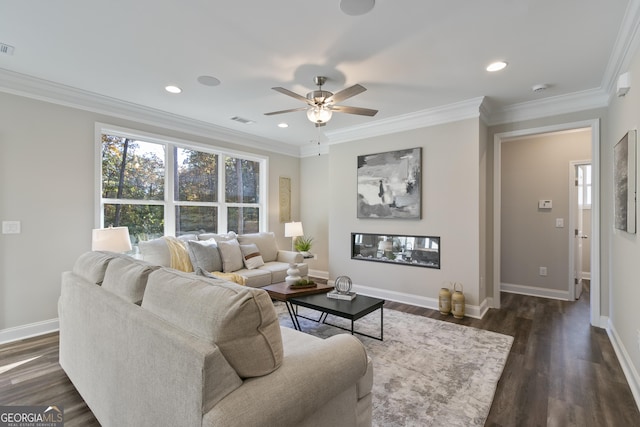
[217,239,244,273]
[187,239,223,272]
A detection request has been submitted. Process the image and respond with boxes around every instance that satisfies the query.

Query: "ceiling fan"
[264,76,378,127]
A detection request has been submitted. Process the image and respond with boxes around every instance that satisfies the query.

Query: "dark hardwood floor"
[1,284,638,426]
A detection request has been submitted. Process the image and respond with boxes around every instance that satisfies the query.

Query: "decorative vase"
[285,263,302,286]
[438,285,452,315]
[452,282,465,319]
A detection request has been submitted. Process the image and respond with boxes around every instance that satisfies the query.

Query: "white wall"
[300,154,330,276]
[327,119,484,312]
[0,92,300,335]
[606,41,640,402]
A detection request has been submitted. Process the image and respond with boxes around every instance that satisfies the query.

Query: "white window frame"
[95,123,268,236]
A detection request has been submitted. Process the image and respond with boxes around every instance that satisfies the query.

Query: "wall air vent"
[0,43,15,55]
[230,116,255,125]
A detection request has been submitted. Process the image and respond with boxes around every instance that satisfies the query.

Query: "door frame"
[493,119,601,327]
[569,160,591,301]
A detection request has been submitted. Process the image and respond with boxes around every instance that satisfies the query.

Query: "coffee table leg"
[285,301,301,331]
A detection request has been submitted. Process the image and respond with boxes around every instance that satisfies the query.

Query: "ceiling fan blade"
[325,84,366,104]
[271,87,314,105]
[331,105,378,117]
[264,106,309,116]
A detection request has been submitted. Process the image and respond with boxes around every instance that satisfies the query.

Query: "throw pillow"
[217,239,244,273]
[240,244,265,270]
[187,239,223,272]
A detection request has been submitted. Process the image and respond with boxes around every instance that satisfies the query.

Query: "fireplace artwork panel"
[357,147,421,219]
[351,233,440,269]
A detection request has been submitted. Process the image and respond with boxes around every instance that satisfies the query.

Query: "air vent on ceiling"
[230,116,255,125]
[0,43,15,55]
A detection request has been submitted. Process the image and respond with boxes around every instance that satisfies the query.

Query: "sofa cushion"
[240,244,265,270]
[188,239,223,272]
[217,239,244,273]
[141,268,283,378]
[138,237,171,267]
[237,232,279,263]
[102,256,158,304]
[72,251,118,284]
[258,262,309,284]
[200,231,237,243]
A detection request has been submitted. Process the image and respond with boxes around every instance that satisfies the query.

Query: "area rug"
[274,302,513,427]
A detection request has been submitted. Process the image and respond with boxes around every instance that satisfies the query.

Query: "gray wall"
[0,92,300,331]
[500,130,591,293]
[326,119,484,308]
[606,37,640,397]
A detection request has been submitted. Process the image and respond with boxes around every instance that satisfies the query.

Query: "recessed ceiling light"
[197,75,221,86]
[486,61,508,72]
[165,85,182,94]
[278,123,289,128]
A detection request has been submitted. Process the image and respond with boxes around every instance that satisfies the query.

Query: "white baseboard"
[582,272,591,280]
[501,282,570,300]
[607,320,640,413]
[0,318,59,345]
[309,269,329,280]
[352,283,488,319]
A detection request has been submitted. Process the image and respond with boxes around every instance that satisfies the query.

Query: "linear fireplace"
[351,232,440,269]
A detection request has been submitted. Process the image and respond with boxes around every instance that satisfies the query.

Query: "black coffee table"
[289,293,385,341]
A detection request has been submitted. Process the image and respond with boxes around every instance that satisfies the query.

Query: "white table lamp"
[92,226,132,252]
[284,222,304,251]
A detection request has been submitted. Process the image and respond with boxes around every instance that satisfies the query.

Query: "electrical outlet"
[539,266,548,276]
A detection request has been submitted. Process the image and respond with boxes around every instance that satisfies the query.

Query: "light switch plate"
[2,221,21,234]
[555,218,564,228]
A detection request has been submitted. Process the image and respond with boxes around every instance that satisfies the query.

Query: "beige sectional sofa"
[59,251,373,427]
[138,231,309,287]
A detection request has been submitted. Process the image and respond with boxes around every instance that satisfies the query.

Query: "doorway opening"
[570,161,592,301]
[493,119,602,327]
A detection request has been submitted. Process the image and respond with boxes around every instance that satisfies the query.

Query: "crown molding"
[487,88,610,126]
[324,97,486,144]
[602,0,640,101]
[0,68,300,157]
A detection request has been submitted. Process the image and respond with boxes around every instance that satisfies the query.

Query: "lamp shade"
[92,226,132,252]
[284,222,304,238]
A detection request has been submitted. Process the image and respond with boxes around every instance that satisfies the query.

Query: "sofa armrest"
[276,250,304,263]
[204,333,370,427]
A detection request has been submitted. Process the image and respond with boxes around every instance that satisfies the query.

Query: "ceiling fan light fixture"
[307,106,333,124]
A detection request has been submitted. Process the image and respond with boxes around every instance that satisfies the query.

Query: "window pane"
[175,148,218,202]
[101,135,165,200]
[225,157,260,203]
[176,206,217,235]
[227,207,259,234]
[104,204,164,243]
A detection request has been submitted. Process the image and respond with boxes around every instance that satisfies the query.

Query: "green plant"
[294,235,313,252]
[293,278,315,287]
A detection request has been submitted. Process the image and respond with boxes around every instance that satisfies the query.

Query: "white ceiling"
[0,0,635,155]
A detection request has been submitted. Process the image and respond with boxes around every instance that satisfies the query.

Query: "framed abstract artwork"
[357,147,421,219]
[614,130,637,233]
